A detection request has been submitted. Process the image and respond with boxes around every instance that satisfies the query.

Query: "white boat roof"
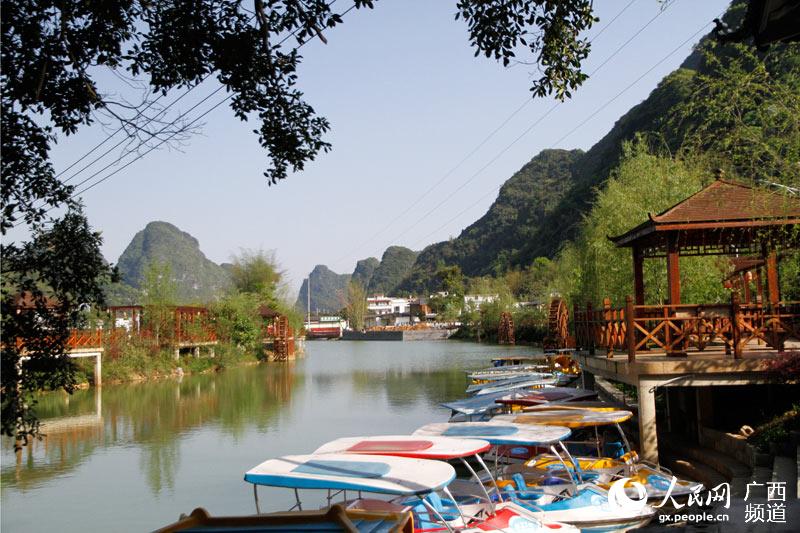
[468,364,550,378]
[441,390,529,415]
[413,422,571,446]
[466,373,551,394]
[244,453,455,495]
[470,377,556,396]
[313,435,491,459]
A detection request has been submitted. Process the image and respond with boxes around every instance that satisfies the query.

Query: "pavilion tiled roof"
[651,179,800,223]
[610,178,800,247]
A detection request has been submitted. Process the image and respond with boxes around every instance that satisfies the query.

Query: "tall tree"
[229,249,284,300]
[343,281,368,330]
[1,207,114,445]
[141,260,177,345]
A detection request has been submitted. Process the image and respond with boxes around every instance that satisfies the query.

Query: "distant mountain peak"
[115,221,230,303]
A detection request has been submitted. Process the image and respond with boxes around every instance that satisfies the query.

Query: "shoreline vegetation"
[72,341,267,387]
[68,249,305,389]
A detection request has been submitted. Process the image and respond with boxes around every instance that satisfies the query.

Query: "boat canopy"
[313,435,491,459]
[494,408,633,428]
[441,390,528,416]
[413,422,570,446]
[494,388,598,407]
[490,356,543,363]
[467,375,554,396]
[244,453,455,495]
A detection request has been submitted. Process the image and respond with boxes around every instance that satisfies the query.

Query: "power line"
[363,0,679,261]
[54,2,339,186]
[69,3,359,199]
[19,2,356,226]
[330,0,642,268]
[410,16,716,251]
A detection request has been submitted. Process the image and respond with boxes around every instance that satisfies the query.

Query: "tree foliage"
[667,42,800,186]
[342,281,368,330]
[210,292,263,350]
[2,0,604,235]
[456,0,596,99]
[229,249,284,299]
[141,260,178,345]
[1,208,114,445]
[553,139,731,308]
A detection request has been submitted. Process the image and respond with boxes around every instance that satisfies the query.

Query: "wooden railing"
[574,297,800,361]
[66,330,104,348]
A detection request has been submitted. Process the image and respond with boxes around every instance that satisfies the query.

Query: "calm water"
[1,340,535,532]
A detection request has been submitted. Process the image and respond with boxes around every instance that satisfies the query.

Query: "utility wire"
[19,2,355,226]
[372,0,678,259]
[54,1,339,185]
[409,16,715,251]
[331,0,642,268]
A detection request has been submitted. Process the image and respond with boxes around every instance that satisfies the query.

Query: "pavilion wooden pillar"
[633,247,645,306]
[755,268,764,304]
[765,250,781,307]
[741,273,752,304]
[666,235,681,305]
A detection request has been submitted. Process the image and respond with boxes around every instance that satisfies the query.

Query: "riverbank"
[73,341,265,386]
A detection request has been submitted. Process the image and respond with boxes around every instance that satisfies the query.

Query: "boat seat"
[404,493,459,530]
[500,474,542,501]
[603,441,625,459]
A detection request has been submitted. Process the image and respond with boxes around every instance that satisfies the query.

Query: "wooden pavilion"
[575,178,800,359]
[572,177,800,464]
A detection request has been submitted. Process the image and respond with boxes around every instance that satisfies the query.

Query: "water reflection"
[1,341,534,532]
[1,363,302,494]
[351,367,472,409]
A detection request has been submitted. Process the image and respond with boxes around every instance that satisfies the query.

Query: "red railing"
[66,330,104,348]
[574,297,800,361]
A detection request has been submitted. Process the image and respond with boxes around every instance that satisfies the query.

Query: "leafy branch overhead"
[456,0,596,99]
[0,0,598,448]
[2,0,599,233]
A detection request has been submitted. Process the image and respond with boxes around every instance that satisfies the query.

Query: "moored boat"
[494,387,598,409]
[412,422,656,532]
[495,408,704,502]
[465,374,557,396]
[244,452,577,532]
[442,390,531,421]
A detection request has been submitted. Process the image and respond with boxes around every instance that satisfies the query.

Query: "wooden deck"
[578,340,797,386]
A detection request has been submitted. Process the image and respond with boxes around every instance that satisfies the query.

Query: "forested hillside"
[398,2,799,292]
[295,265,350,314]
[367,246,417,295]
[399,149,581,293]
[351,257,380,288]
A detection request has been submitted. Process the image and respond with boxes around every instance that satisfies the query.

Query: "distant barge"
[341,329,455,341]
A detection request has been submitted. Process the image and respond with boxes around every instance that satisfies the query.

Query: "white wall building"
[367,295,411,316]
[463,294,498,308]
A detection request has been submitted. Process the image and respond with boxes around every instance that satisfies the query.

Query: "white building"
[463,294,498,308]
[366,295,411,316]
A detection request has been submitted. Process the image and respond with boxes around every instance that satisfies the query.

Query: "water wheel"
[498,311,515,345]
[544,298,571,349]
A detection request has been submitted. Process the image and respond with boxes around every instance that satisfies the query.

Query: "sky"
[22,0,731,297]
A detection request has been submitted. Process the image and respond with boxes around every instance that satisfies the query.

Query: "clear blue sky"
[34,0,730,297]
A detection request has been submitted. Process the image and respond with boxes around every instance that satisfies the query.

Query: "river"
[1,340,536,532]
